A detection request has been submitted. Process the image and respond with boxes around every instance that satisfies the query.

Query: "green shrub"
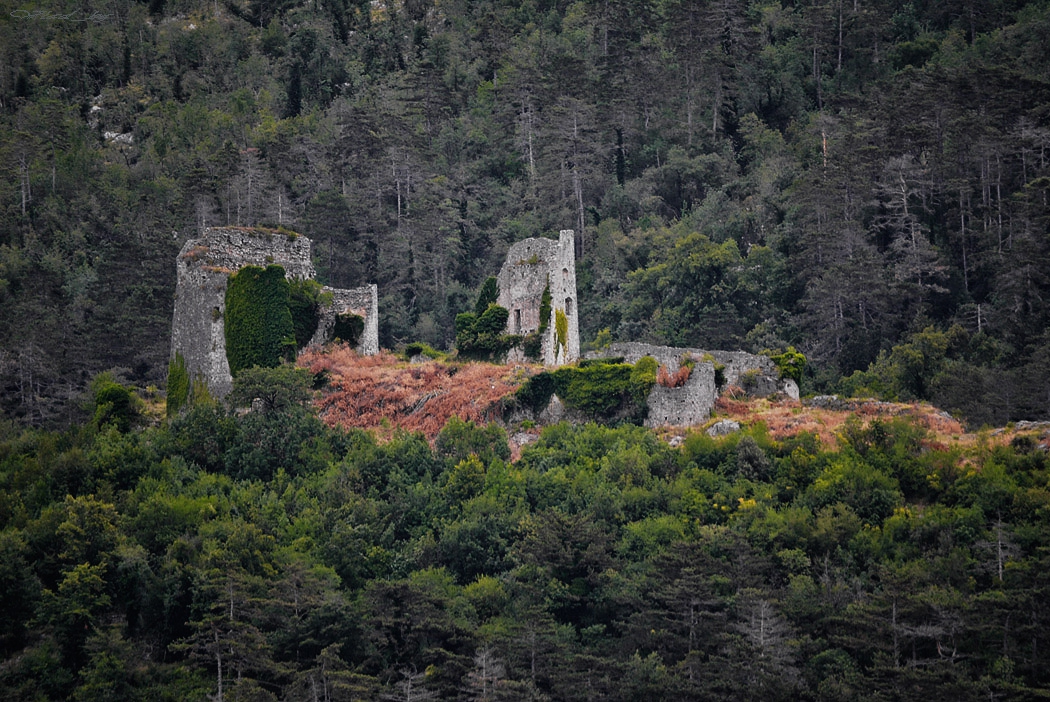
[475,304,510,337]
[456,304,518,361]
[516,371,556,414]
[475,277,499,315]
[512,357,657,420]
[333,313,364,346]
[91,373,138,432]
[288,278,324,348]
[225,265,296,375]
[404,342,445,360]
[579,357,625,367]
[166,352,189,417]
[435,416,510,465]
[765,346,807,383]
[552,363,632,416]
[521,331,542,361]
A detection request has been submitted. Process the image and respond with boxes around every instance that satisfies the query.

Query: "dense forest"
[4,0,1050,697]
[1,368,1049,700]
[2,0,1049,426]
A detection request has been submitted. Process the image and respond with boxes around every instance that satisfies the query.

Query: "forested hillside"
[2,0,1049,426]
[2,369,1050,700]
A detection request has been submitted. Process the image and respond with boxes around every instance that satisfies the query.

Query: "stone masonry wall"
[645,361,717,428]
[309,284,379,355]
[594,342,787,391]
[171,227,377,398]
[498,230,579,366]
[585,341,797,427]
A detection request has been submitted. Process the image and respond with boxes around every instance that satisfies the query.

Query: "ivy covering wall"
[224,265,296,375]
[287,279,325,349]
[515,357,658,420]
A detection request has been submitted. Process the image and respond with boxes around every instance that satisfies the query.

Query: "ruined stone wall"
[178,226,316,279]
[497,230,579,366]
[645,361,717,428]
[308,284,379,355]
[584,341,797,427]
[593,342,785,392]
[171,227,377,398]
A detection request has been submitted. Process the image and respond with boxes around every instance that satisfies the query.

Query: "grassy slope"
[299,348,1050,453]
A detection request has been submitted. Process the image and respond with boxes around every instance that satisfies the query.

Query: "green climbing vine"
[224,265,296,375]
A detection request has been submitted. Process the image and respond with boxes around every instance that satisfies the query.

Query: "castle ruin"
[498,230,580,366]
[170,227,378,397]
[586,342,799,428]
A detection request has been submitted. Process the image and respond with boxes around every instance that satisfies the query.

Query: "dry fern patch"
[298,347,535,441]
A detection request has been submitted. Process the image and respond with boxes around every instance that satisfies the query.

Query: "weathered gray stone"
[591,342,780,389]
[171,227,377,399]
[584,341,789,427]
[498,230,579,366]
[596,342,799,395]
[707,419,741,436]
[539,393,567,423]
[308,284,379,356]
[645,361,717,428]
[511,432,539,447]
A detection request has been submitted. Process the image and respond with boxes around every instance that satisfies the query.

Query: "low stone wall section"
[590,342,794,398]
[309,284,379,355]
[645,361,717,428]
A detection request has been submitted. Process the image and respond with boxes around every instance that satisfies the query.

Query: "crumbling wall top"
[177,227,315,280]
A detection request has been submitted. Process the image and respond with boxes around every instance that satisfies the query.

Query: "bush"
[765,346,807,383]
[166,353,189,417]
[435,416,510,466]
[90,374,138,433]
[474,277,499,315]
[404,342,445,360]
[520,357,657,420]
[521,331,542,360]
[456,304,518,361]
[516,371,556,414]
[333,313,364,346]
[657,364,691,388]
[288,278,324,348]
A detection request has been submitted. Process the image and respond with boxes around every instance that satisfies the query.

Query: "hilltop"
[296,347,1050,455]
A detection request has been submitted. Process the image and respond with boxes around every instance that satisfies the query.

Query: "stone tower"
[497,230,579,366]
[170,227,378,398]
